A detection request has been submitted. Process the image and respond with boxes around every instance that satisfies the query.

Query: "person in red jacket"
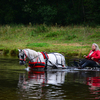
[79,43,100,69]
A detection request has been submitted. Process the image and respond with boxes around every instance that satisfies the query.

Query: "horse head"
[18,49,27,65]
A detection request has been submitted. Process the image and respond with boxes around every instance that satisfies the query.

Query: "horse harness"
[49,53,64,67]
[29,52,49,69]
[28,52,64,69]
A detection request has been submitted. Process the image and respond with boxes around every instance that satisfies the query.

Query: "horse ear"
[18,49,20,52]
[18,49,22,52]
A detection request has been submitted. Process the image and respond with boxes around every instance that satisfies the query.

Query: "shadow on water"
[1,57,100,100]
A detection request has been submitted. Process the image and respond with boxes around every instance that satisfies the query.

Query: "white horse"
[18,49,67,70]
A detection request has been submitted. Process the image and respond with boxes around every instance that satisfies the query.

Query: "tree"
[0,0,100,25]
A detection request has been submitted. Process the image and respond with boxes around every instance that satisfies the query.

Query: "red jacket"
[86,50,100,63]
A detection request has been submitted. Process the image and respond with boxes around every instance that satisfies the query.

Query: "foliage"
[34,24,49,33]
[66,34,77,40]
[88,33,100,39]
[37,6,57,24]
[0,25,100,57]
[45,31,59,37]
[3,49,9,55]
[0,0,100,25]
[10,49,18,56]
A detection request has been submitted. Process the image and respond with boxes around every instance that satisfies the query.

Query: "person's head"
[92,43,99,51]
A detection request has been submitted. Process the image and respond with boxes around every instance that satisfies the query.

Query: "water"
[0,57,100,100]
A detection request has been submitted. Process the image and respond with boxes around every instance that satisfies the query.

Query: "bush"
[45,31,59,37]
[88,33,100,38]
[3,49,9,55]
[34,24,49,33]
[66,34,77,40]
[10,49,18,56]
[30,31,36,36]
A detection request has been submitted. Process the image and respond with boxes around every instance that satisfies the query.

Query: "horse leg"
[62,56,66,68]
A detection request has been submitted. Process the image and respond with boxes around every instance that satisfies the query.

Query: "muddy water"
[0,57,100,100]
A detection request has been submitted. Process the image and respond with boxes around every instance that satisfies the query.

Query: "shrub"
[66,34,77,40]
[30,31,36,36]
[3,49,9,55]
[34,24,49,33]
[10,49,18,56]
[88,32,100,38]
[45,31,59,37]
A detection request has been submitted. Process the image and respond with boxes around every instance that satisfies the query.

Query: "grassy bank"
[0,24,100,57]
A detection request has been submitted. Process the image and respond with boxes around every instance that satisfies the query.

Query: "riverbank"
[0,24,100,57]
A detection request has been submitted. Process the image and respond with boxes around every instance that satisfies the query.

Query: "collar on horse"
[41,52,49,60]
[29,52,49,69]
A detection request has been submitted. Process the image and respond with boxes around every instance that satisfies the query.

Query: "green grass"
[27,43,50,47]
[0,24,100,56]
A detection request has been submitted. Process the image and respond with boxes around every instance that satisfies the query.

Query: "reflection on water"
[87,77,100,99]
[18,71,66,100]
[17,70,100,100]
[1,57,100,100]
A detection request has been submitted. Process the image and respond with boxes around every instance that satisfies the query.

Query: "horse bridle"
[18,50,27,61]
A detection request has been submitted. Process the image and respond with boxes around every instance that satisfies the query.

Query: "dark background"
[0,0,100,25]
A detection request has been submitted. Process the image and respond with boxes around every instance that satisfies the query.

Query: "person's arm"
[93,50,100,60]
[86,50,92,59]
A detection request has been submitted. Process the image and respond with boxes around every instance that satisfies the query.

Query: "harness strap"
[36,53,39,62]
[19,50,27,61]
[59,54,64,67]
[49,53,64,67]
[29,52,64,69]
[53,53,58,65]
[23,50,27,61]
[41,52,49,59]
[23,50,27,57]
[29,61,45,68]
[29,52,49,69]
[41,52,49,69]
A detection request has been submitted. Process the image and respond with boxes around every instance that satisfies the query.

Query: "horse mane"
[24,49,38,57]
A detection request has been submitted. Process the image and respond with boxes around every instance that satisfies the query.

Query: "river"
[0,57,100,100]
